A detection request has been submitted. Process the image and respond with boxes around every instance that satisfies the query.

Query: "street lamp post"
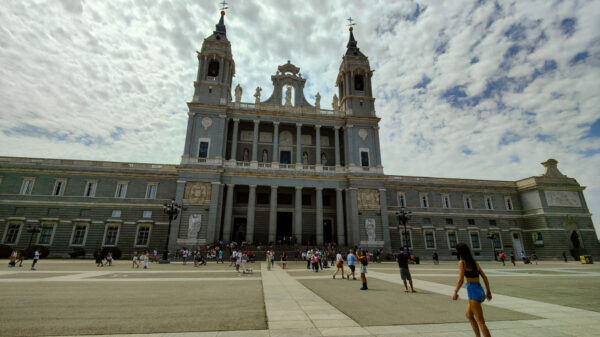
[395,208,412,256]
[26,225,41,249]
[161,198,181,263]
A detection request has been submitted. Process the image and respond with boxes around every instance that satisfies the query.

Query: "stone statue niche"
[261,61,313,107]
[284,86,293,107]
[235,84,242,103]
[262,149,269,162]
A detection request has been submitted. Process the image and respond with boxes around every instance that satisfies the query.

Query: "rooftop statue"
[254,86,262,104]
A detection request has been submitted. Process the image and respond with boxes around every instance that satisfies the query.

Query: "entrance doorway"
[280,151,291,164]
[323,219,333,243]
[512,233,523,256]
[276,212,293,242]
[233,218,246,243]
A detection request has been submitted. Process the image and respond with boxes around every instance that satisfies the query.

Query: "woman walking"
[332,251,345,279]
[358,250,369,290]
[281,252,287,269]
[452,243,492,337]
[266,250,272,271]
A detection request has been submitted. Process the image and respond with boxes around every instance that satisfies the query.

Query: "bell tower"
[192,10,235,105]
[336,24,375,117]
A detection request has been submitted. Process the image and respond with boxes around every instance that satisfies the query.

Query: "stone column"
[379,188,392,253]
[349,188,360,245]
[222,184,235,241]
[251,120,260,163]
[316,187,324,245]
[315,125,321,166]
[220,117,229,160]
[230,118,239,161]
[206,182,221,243]
[336,188,345,246]
[294,186,303,244]
[268,186,278,243]
[183,112,194,160]
[296,123,302,165]
[334,126,341,167]
[272,122,280,164]
[246,185,257,243]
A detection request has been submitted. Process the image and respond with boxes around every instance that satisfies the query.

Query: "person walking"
[31,248,40,270]
[281,252,287,270]
[498,251,506,266]
[432,251,439,265]
[132,250,139,268]
[152,249,158,263]
[306,249,312,269]
[358,250,369,290]
[182,249,189,265]
[218,249,224,264]
[452,243,492,337]
[532,251,538,265]
[95,249,104,267]
[106,251,113,266]
[311,253,319,272]
[9,249,17,267]
[562,251,568,263]
[396,247,415,293]
[142,250,149,269]
[333,251,345,279]
[510,252,516,266]
[346,249,357,280]
[241,251,248,273]
[266,250,272,271]
[236,250,243,273]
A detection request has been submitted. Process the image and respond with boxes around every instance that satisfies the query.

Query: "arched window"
[207,60,219,77]
[354,74,364,91]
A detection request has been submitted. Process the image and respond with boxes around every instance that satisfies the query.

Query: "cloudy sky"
[1,0,599,237]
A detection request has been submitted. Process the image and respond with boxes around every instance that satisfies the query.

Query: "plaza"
[1,259,599,336]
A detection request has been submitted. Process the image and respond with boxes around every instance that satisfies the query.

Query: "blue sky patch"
[570,51,588,65]
[413,76,431,89]
[504,24,527,41]
[585,118,600,138]
[560,18,576,37]
[500,131,522,146]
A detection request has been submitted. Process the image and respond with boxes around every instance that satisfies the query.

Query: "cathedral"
[0,11,598,261]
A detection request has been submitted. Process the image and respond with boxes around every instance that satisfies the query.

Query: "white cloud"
[0,0,599,238]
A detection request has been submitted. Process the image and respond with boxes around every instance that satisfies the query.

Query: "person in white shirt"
[31,249,40,270]
[333,251,345,279]
[235,250,242,273]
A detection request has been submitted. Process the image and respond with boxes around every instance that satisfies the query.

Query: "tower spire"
[208,2,228,41]
[345,17,364,56]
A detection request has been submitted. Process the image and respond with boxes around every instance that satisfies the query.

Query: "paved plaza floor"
[1,259,599,336]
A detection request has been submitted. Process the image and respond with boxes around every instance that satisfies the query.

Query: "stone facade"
[0,13,598,260]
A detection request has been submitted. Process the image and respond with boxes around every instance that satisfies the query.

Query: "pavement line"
[261,263,371,336]
[368,270,600,320]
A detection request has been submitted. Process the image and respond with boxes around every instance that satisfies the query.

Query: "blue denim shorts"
[466,282,486,302]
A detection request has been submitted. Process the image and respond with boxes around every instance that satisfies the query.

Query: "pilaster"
[379,188,391,253]
[268,186,278,243]
[230,118,239,161]
[222,184,235,241]
[316,187,324,245]
[336,188,345,246]
[246,185,257,243]
[295,186,303,244]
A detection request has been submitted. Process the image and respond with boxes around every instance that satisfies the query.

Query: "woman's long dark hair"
[456,243,477,271]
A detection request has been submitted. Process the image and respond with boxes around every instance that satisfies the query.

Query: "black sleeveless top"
[464,261,480,278]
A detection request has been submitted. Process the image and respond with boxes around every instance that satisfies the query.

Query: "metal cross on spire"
[347,17,356,28]
[220,1,228,11]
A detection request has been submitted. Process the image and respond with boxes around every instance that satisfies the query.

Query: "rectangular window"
[323,195,331,206]
[360,151,369,167]
[446,218,453,225]
[38,223,55,245]
[468,219,475,226]
[397,193,406,208]
[532,231,543,245]
[505,197,513,210]
[20,178,35,195]
[3,223,22,244]
[236,192,249,204]
[420,193,429,208]
[136,226,151,246]
[401,230,412,248]
[257,193,270,204]
[146,183,157,199]
[447,231,457,249]
[485,196,494,210]
[111,210,121,218]
[423,217,431,225]
[464,196,472,209]
[104,225,119,246]
[52,179,67,196]
[442,194,451,208]
[424,231,435,249]
[278,193,292,205]
[71,224,88,246]
[491,232,502,249]
[470,232,480,249]
[142,211,152,218]
[302,194,312,206]
[84,181,97,197]
[198,141,209,158]
[115,182,128,198]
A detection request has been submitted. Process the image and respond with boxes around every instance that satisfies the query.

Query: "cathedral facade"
[1,13,598,260]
